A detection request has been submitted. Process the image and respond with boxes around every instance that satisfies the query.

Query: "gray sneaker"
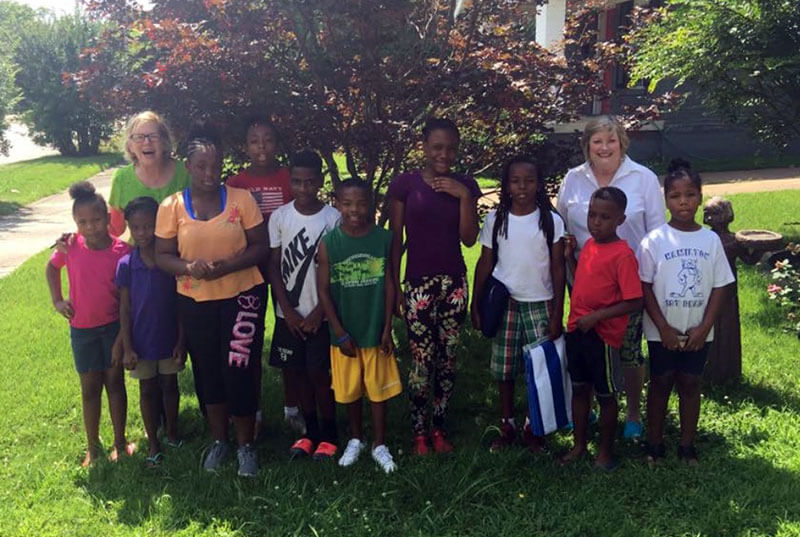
[203,441,229,472]
[237,444,258,477]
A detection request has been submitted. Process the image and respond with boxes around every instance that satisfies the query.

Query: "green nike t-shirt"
[323,225,392,348]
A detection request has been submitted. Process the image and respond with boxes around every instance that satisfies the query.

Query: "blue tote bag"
[523,336,572,436]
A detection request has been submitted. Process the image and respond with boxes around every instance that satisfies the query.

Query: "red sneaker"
[313,441,337,461]
[431,429,453,453]
[413,435,430,456]
[289,438,314,458]
[490,421,517,453]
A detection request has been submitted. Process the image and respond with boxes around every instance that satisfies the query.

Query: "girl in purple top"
[388,118,480,454]
[116,197,186,466]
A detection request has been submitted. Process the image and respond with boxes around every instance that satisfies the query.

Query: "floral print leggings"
[404,274,468,436]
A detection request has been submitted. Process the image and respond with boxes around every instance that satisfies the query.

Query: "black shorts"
[178,284,266,417]
[269,317,330,372]
[648,341,710,377]
[566,329,620,397]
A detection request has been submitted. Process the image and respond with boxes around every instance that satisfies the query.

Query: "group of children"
[46,113,734,475]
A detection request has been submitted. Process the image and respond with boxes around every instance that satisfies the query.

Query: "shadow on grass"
[0,201,22,217]
[72,324,800,536]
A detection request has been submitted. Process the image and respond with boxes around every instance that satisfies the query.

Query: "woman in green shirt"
[107,111,190,236]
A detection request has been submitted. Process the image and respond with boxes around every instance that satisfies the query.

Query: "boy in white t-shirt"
[471,157,566,452]
[268,150,341,460]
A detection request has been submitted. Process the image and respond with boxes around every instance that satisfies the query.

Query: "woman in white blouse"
[557,115,665,441]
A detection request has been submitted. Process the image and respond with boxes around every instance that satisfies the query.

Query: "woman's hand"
[186,259,214,279]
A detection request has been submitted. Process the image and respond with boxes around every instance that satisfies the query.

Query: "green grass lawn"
[0,154,122,216]
[1,191,800,536]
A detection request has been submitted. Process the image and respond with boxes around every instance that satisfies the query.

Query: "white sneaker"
[371,444,397,474]
[338,438,365,467]
[284,407,307,435]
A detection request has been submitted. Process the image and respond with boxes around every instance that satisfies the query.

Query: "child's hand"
[658,325,683,351]
[394,284,405,318]
[53,299,74,320]
[576,312,599,333]
[470,302,481,331]
[340,337,357,358]
[564,233,576,259]
[123,350,138,370]
[380,326,394,356]
[300,308,324,334]
[432,176,470,200]
[548,317,563,340]
[53,232,75,254]
[187,259,213,279]
[684,325,710,352]
[284,309,307,340]
[111,337,124,368]
[172,343,187,366]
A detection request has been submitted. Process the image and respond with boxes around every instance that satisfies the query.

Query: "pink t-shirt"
[50,235,131,329]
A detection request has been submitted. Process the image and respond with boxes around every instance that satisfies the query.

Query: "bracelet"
[335,333,351,345]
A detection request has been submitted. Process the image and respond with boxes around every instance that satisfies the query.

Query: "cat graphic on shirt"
[670,258,702,298]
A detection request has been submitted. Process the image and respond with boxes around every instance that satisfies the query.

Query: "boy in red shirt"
[561,186,643,469]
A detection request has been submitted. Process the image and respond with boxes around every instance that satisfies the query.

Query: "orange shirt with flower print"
[155,185,264,302]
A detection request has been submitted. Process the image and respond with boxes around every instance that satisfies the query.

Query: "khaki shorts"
[330,346,403,404]
[129,357,185,380]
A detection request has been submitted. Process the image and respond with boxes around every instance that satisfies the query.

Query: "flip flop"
[145,452,164,468]
[164,438,184,449]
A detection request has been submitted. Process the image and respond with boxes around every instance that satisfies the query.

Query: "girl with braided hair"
[154,124,268,477]
[471,156,566,452]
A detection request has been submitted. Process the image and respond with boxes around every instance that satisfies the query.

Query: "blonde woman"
[107,111,190,236]
[556,115,665,440]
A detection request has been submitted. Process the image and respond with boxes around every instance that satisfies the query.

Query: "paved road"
[0,121,58,165]
[0,168,115,278]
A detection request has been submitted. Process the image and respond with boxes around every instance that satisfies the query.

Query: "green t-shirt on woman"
[108,160,190,210]
[323,225,392,348]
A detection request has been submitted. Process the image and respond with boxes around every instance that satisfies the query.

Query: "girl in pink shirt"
[46,181,135,467]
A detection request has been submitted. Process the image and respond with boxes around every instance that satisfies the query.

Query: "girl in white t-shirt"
[637,159,734,465]
[471,156,566,453]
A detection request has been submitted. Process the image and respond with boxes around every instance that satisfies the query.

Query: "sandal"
[163,438,184,449]
[145,452,164,468]
[677,444,699,465]
[644,443,666,464]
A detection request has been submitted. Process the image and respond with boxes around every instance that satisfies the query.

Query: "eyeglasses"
[130,133,162,143]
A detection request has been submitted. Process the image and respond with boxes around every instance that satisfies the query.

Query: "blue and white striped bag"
[523,336,572,436]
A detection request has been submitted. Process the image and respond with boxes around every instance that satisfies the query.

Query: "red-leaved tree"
[76,0,640,212]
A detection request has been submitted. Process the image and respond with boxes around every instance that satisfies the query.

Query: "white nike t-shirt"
[268,201,340,318]
[636,224,734,342]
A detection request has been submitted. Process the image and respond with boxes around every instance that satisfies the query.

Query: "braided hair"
[491,156,557,265]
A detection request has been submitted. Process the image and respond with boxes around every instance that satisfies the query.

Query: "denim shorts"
[69,321,120,374]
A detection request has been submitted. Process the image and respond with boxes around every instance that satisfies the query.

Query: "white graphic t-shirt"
[268,201,340,318]
[637,224,735,342]
[478,208,565,302]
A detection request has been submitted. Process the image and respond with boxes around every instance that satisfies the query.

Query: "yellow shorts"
[330,346,403,404]
[129,357,184,380]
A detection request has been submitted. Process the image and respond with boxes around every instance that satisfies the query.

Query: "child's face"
[73,202,109,246]
[507,162,538,211]
[588,128,621,169]
[245,124,277,169]
[186,147,222,193]
[128,120,165,165]
[128,211,156,248]
[422,128,458,175]
[666,177,701,225]
[338,187,371,231]
[290,167,323,207]
[587,197,625,243]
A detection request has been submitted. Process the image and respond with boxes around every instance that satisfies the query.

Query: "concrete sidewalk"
[0,168,115,278]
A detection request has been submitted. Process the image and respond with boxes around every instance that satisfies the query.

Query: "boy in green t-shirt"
[317,179,402,474]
